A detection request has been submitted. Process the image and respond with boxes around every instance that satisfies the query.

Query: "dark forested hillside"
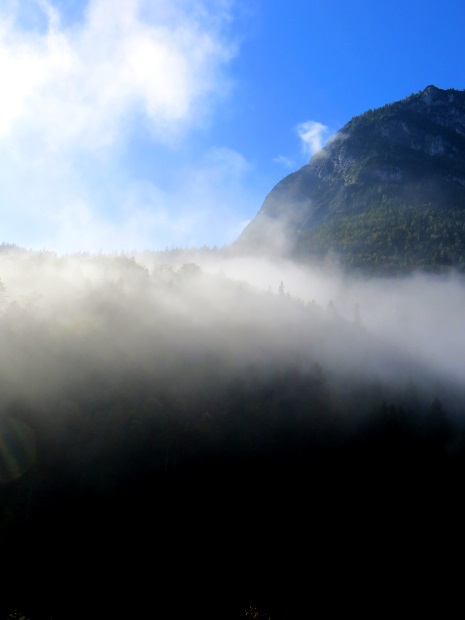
[235,86,465,275]
[0,248,464,619]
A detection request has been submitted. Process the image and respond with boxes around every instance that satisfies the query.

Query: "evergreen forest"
[0,246,464,618]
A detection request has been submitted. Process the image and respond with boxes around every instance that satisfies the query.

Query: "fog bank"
[0,247,462,409]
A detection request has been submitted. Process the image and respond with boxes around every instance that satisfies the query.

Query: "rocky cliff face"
[235,86,465,274]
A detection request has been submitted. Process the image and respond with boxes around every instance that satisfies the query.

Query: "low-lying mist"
[0,245,462,412]
[0,245,464,459]
[192,251,465,387]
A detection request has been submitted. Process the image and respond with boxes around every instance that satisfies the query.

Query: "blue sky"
[0,0,464,253]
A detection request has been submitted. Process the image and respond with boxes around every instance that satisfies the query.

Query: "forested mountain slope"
[236,86,465,274]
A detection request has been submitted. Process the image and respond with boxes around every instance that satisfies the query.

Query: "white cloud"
[0,0,251,253]
[0,0,236,154]
[273,121,332,171]
[296,120,330,157]
[18,146,259,253]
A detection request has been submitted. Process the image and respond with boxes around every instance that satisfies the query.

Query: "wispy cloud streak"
[296,120,330,158]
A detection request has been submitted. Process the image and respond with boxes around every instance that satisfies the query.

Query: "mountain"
[235,85,465,274]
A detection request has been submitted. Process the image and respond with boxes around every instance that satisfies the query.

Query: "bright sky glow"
[0,0,464,253]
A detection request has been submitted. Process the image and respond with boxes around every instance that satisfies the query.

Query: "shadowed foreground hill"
[236,86,465,275]
[0,249,464,618]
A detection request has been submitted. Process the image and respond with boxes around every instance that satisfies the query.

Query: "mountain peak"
[421,84,442,104]
[406,84,465,110]
[422,84,442,96]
